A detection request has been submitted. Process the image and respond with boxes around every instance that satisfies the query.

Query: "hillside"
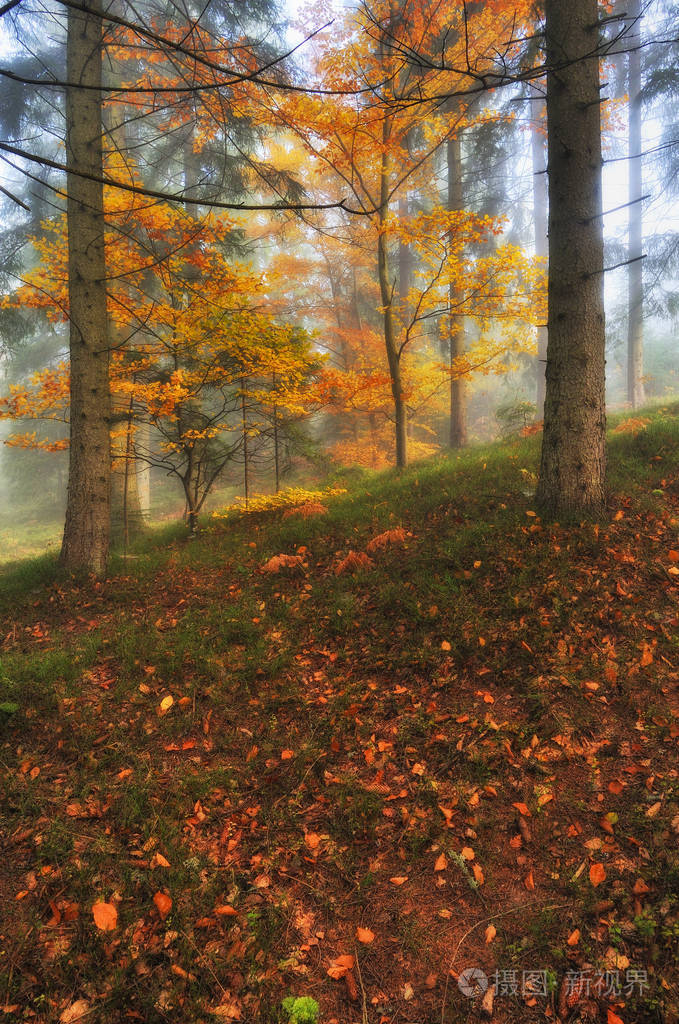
[1,407,679,1024]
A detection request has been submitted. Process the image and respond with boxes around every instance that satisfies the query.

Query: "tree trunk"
[536,0,606,517]
[447,120,467,448]
[60,0,111,575]
[530,83,549,417]
[398,192,412,327]
[377,115,407,468]
[111,394,144,544]
[627,0,645,409]
[241,379,250,507]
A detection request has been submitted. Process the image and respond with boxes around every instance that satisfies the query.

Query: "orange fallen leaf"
[327,954,355,979]
[608,780,624,795]
[607,1010,625,1024]
[668,549,679,563]
[513,802,531,817]
[150,853,170,869]
[589,863,607,887]
[441,641,451,651]
[460,847,475,861]
[472,863,484,885]
[214,905,238,916]
[92,901,117,932]
[171,963,196,981]
[389,876,408,886]
[305,832,321,850]
[567,929,580,946]
[59,999,90,1023]
[356,926,375,944]
[153,891,172,919]
[434,853,448,872]
[524,870,535,891]
[484,924,496,943]
[280,749,294,761]
[640,644,653,667]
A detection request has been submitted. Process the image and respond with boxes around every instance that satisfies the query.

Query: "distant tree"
[626,0,645,409]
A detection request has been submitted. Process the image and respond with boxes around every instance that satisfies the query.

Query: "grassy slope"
[1,406,679,1024]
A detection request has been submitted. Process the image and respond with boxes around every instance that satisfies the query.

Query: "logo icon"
[458,967,489,998]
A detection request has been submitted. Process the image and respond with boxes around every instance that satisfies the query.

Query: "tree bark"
[398,192,412,326]
[627,0,645,409]
[60,0,111,574]
[447,119,467,448]
[536,0,606,517]
[530,84,549,417]
[377,114,408,468]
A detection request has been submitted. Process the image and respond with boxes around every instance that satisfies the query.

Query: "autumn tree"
[0,184,319,530]
[262,0,541,468]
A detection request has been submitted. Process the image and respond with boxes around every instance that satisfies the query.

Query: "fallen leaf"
[389,876,408,886]
[159,695,174,714]
[304,832,321,850]
[153,892,172,919]
[567,929,580,946]
[460,847,475,861]
[434,853,448,872]
[589,863,607,887]
[92,902,117,932]
[214,905,238,917]
[513,802,531,817]
[640,645,654,668]
[171,964,196,981]
[485,924,497,943]
[327,954,355,979]
[356,926,375,944]
[212,1000,242,1020]
[150,853,170,869]
[60,1000,90,1023]
[472,863,484,885]
[524,870,535,890]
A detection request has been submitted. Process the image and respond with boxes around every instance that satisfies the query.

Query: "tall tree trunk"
[627,0,645,409]
[536,0,606,516]
[241,378,250,508]
[377,115,407,468]
[530,84,549,417]
[447,119,467,448]
[398,192,412,326]
[60,0,111,574]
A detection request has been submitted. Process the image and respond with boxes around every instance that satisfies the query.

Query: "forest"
[1,0,679,1023]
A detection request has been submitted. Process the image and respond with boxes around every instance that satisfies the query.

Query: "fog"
[1,0,678,564]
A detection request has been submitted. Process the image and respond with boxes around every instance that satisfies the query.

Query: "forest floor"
[1,406,679,1024]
